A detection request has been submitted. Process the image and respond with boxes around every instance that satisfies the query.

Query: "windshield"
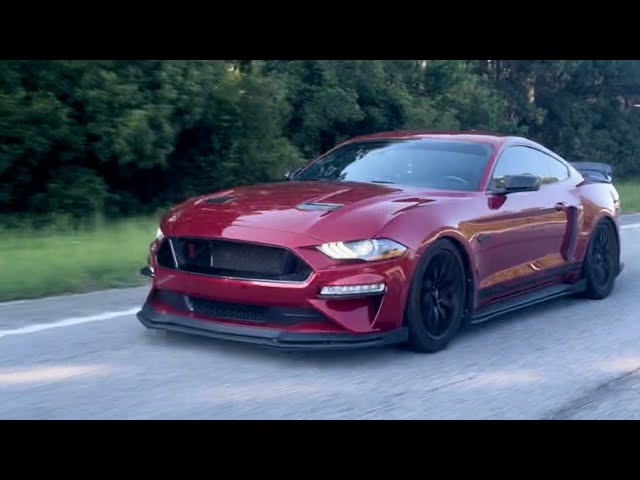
[293,139,493,191]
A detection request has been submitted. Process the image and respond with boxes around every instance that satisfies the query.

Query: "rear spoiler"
[571,162,613,183]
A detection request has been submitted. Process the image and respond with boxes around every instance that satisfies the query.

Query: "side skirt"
[470,279,587,325]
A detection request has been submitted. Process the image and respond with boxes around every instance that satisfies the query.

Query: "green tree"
[2,60,640,222]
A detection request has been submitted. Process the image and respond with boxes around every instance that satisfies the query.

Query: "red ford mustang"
[137,131,623,352]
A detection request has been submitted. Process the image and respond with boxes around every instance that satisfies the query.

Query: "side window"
[490,146,547,190]
[491,146,570,189]
[544,156,570,184]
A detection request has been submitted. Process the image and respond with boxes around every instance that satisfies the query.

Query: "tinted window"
[546,155,570,183]
[294,139,493,191]
[491,146,569,189]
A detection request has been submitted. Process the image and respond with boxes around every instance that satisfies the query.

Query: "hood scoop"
[204,196,234,204]
[296,202,343,211]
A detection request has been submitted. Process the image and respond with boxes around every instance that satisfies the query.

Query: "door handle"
[555,202,568,212]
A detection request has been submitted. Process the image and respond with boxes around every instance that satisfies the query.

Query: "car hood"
[160,181,466,244]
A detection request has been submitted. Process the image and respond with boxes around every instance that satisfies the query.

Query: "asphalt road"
[1,223,640,419]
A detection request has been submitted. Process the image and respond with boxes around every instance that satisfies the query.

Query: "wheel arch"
[439,235,476,325]
[574,209,619,263]
[581,213,621,299]
[587,213,621,274]
[413,232,477,326]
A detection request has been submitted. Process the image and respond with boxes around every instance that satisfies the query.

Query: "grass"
[616,181,640,214]
[0,216,158,302]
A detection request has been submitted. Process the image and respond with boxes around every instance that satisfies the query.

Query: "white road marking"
[0,308,139,338]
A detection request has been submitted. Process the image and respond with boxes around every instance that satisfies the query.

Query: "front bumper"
[137,303,408,350]
[141,233,418,348]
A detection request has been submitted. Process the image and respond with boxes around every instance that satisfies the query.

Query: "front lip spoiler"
[137,304,408,351]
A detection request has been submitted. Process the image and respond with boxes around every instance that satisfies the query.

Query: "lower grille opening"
[156,237,312,282]
[153,290,328,326]
[191,297,267,322]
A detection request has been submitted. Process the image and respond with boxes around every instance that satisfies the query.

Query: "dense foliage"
[2,60,640,220]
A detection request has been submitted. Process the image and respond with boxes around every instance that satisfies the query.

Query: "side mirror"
[494,174,541,194]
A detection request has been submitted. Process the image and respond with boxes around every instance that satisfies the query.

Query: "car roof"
[341,130,528,147]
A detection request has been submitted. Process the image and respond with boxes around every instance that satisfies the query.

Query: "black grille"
[153,290,327,325]
[156,237,312,282]
[191,297,266,322]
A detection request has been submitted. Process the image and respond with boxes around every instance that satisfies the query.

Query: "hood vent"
[296,202,343,211]
[205,196,233,204]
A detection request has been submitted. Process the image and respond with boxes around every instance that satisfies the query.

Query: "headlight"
[156,227,164,241]
[316,239,407,261]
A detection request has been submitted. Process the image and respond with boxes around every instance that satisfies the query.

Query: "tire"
[583,219,619,300]
[404,239,467,353]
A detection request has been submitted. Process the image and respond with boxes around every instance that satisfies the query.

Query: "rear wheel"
[583,219,618,300]
[404,239,466,353]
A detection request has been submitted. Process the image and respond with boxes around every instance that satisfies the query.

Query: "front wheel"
[583,219,619,300]
[404,239,467,353]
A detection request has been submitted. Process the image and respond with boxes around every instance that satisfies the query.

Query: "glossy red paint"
[140,131,621,348]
